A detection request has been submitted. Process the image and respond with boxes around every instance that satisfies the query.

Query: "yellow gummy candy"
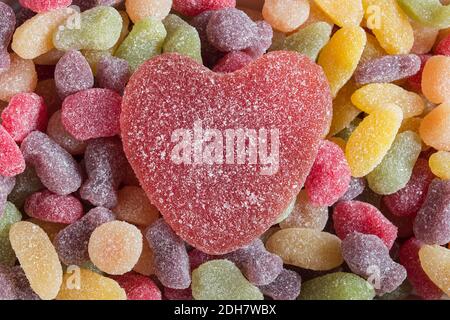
[351,83,425,118]
[419,245,450,296]
[318,26,366,97]
[362,0,414,54]
[314,0,364,27]
[329,80,361,137]
[9,221,63,300]
[57,268,127,300]
[429,151,450,180]
[346,104,403,177]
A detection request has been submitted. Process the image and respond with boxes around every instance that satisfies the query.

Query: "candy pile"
[0,0,449,301]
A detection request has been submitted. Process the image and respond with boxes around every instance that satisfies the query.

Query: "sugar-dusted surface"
[7,165,43,208]
[340,177,366,201]
[262,0,310,33]
[0,54,37,102]
[0,202,21,266]
[19,0,72,13]
[0,125,25,177]
[172,0,236,16]
[419,245,450,296]
[96,56,130,94]
[212,51,253,73]
[420,103,450,151]
[397,0,450,29]
[258,268,301,300]
[429,151,450,179]
[0,176,15,218]
[46,110,87,155]
[111,272,162,300]
[125,0,172,23]
[314,0,363,27]
[0,265,39,300]
[0,1,15,73]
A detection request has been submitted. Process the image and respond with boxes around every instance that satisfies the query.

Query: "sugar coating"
[345,104,403,177]
[362,0,414,54]
[111,272,162,300]
[80,137,128,208]
[354,54,421,85]
[133,227,155,276]
[314,0,363,27]
[262,0,310,33]
[27,218,65,242]
[397,0,450,29]
[96,56,130,94]
[266,228,343,271]
[172,0,236,16]
[212,51,253,73]
[53,6,122,51]
[54,207,115,265]
[0,202,21,266]
[191,259,263,300]
[299,272,375,300]
[9,221,63,300]
[318,26,367,97]
[420,103,450,152]
[429,151,450,180]
[145,219,191,289]
[0,2,15,73]
[1,93,48,142]
[0,265,39,300]
[121,52,332,255]
[125,0,172,23]
[258,268,301,300]
[115,17,167,71]
[0,176,15,218]
[57,268,126,300]
[222,238,283,286]
[414,179,450,245]
[351,83,425,119]
[0,124,25,177]
[279,190,329,230]
[61,88,122,141]
[422,56,450,105]
[419,245,450,296]
[435,34,450,56]
[243,21,273,59]
[54,50,94,99]
[189,248,214,270]
[88,221,143,275]
[190,10,222,67]
[46,110,87,155]
[407,54,431,92]
[24,189,83,224]
[328,81,361,137]
[305,140,351,206]
[283,22,332,61]
[410,20,439,55]
[0,54,37,102]
[333,200,398,249]
[20,131,82,195]
[340,177,366,201]
[7,165,43,209]
[367,131,422,195]
[19,0,72,13]
[398,237,443,300]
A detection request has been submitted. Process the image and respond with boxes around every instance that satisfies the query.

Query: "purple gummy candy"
[55,50,94,100]
[71,0,123,11]
[0,2,16,73]
[414,179,450,245]
[164,287,193,300]
[0,265,39,300]
[54,207,115,265]
[20,131,83,196]
[0,175,15,216]
[342,232,407,295]
[243,21,273,59]
[258,268,302,300]
[340,177,366,201]
[206,8,259,52]
[145,219,191,290]
[223,238,283,286]
[354,54,421,85]
[79,137,127,208]
[96,56,130,94]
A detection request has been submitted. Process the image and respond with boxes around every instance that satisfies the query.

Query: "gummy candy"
[133,228,155,276]
[410,21,439,55]
[191,259,263,300]
[314,0,363,27]
[328,81,361,137]
[0,125,25,177]
[419,103,450,151]
[0,202,21,266]
[341,232,407,294]
[164,287,193,300]
[7,166,43,209]
[421,56,450,105]
[419,244,450,296]
[258,268,301,300]
[397,0,450,29]
[262,0,310,33]
[243,21,272,59]
[46,111,87,155]
[19,0,72,13]
[111,272,162,300]
[9,221,62,300]
[435,34,450,56]
[266,228,343,271]
[429,151,450,180]
[173,0,236,16]
[340,177,366,201]
[407,54,431,93]
[0,265,39,300]
[54,207,115,266]
[212,51,253,73]
[96,56,130,94]
[0,176,15,217]
[27,218,65,242]
[125,0,172,23]
[0,54,37,102]
[0,2,15,73]
[121,52,332,254]
[21,131,82,195]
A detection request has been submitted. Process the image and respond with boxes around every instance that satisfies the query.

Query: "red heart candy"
[121,52,332,254]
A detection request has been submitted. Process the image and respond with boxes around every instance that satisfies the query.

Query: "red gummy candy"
[407,55,432,92]
[61,88,122,141]
[333,200,398,249]
[0,125,25,177]
[111,273,162,300]
[399,237,443,300]
[213,51,254,73]
[305,140,351,206]
[121,52,332,254]
[1,93,48,142]
[19,0,72,13]
[24,189,83,224]
[164,287,193,300]
[435,34,450,56]
[382,159,435,218]
[172,0,236,16]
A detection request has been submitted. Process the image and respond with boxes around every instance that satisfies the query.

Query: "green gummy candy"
[283,22,333,61]
[299,272,375,300]
[367,131,422,195]
[53,6,122,51]
[192,260,263,300]
[162,15,202,64]
[115,17,167,72]
[8,166,43,209]
[397,0,450,29]
[0,202,22,266]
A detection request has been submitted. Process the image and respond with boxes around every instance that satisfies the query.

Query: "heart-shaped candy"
[121,51,332,254]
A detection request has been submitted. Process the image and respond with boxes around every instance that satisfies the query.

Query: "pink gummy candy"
[61,88,122,141]
[19,0,72,13]
[0,2,15,73]
[0,125,25,177]
[121,52,332,255]
[212,51,254,73]
[1,93,48,142]
[173,0,236,16]
[24,189,83,224]
[111,273,162,300]
[305,140,351,206]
